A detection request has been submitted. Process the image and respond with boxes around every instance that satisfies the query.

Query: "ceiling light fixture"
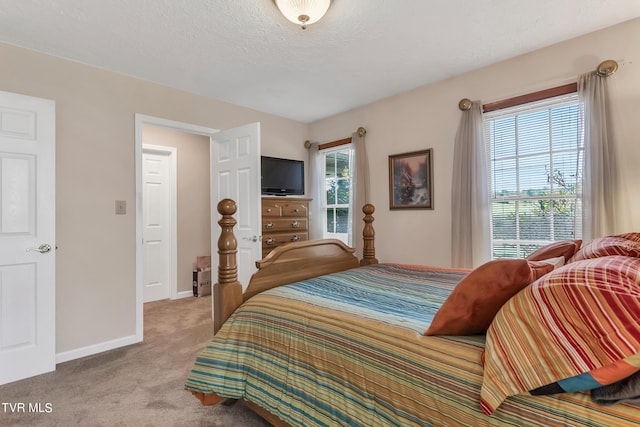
[274,0,331,30]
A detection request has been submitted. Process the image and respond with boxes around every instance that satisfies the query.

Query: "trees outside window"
[323,147,353,245]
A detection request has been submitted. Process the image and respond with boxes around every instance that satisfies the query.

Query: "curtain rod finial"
[357,127,366,137]
[597,59,618,76]
[458,98,472,111]
[304,140,312,149]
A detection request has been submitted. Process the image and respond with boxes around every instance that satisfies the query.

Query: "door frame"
[142,144,177,302]
[134,114,219,342]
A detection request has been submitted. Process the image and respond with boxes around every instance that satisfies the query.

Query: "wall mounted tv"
[261,156,305,196]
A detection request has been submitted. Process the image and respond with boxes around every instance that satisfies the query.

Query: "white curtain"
[578,72,618,240]
[351,130,370,250]
[451,101,490,268]
[307,142,324,240]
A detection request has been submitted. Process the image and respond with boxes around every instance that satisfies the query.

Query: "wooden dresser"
[261,197,311,257]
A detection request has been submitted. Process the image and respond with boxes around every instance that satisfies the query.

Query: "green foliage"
[325,149,352,234]
[534,166,577,216]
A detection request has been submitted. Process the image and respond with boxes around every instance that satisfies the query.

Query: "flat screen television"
[261,156,305,196]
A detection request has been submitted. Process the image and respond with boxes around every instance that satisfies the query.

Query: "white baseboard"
[55,334,140,364]
[175,290,194,299]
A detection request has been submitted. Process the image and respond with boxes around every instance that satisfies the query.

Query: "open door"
[0,91,56,385]
[210,122,262,317]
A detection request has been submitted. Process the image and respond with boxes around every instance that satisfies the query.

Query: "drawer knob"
[291,220,300,228]
[266,208,272,213]
[265,221,274,229]
[291,235,300,242]
[294,208,300,212]
[265,237,275,245]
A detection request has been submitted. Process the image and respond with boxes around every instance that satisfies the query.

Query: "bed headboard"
[212,199,378,333]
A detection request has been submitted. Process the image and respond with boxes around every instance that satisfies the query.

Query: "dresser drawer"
[282,202,308,217]
[261,197,311,257]
[263,217,308,233]
[262,201,282,217]
[262,232,308,249]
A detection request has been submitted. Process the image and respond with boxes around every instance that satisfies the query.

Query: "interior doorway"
[135,115,219,342]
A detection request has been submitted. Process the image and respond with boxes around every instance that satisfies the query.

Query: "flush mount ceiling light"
[273,0,331,29]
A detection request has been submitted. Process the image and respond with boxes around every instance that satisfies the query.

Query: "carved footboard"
[212,199,377,333]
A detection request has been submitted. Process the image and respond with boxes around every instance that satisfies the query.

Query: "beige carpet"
[0,296,270,427]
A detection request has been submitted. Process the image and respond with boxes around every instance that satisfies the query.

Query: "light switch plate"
[115,200,126,215]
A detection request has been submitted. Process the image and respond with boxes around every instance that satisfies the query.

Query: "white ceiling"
[1,1,639,123]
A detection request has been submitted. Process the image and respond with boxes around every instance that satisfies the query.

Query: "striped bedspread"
[185,264,640,426]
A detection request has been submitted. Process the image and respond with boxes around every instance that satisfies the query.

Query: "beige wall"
[310,18,640,267]
[0,42,309,355]
[142,125,211,294]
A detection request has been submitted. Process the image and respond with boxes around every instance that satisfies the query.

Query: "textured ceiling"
[1,0,639,123]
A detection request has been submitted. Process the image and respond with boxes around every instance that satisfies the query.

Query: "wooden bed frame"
[212,198,378,333]
[194,198,379,425]
[193,201,640,426]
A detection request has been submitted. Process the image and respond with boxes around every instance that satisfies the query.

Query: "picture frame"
[388,148,433,210]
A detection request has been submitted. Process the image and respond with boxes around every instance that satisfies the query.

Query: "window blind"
[483,93,583,258]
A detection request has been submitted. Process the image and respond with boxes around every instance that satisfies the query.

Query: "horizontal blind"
[483,93,583,259]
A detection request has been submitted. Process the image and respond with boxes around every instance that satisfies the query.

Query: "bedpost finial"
[360,203,378,266]
[214,198,241,334]
[218,199,237,216]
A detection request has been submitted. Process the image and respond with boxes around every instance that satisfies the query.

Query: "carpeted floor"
[0,296,270,427]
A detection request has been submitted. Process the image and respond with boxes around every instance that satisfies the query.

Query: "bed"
[185,199,640,426]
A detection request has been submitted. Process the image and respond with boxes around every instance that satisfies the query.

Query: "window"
[484,93,583,259]
[322,146,354,245]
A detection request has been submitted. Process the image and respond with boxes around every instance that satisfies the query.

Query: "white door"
[142,147,175,302]
[0,91,55,385]
[211,123,262,298]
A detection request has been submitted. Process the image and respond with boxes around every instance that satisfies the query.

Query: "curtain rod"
[304,127,366,149]
[458,59,619,112]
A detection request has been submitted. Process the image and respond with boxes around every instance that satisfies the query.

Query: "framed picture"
[388,148,433,210]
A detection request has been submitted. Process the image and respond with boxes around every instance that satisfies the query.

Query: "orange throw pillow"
[424,259,553,336]
[526,240,582,262]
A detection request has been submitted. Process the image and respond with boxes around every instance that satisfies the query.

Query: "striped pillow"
[569,233,640,262]
[480,255,640,415]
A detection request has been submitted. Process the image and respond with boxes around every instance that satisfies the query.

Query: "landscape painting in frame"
[389,148,433,209]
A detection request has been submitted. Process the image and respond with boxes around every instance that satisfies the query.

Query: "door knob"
[27,243,52,253]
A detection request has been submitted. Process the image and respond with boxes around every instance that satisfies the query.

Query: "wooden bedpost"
[213,199,243,334]
[360,203,378,266]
